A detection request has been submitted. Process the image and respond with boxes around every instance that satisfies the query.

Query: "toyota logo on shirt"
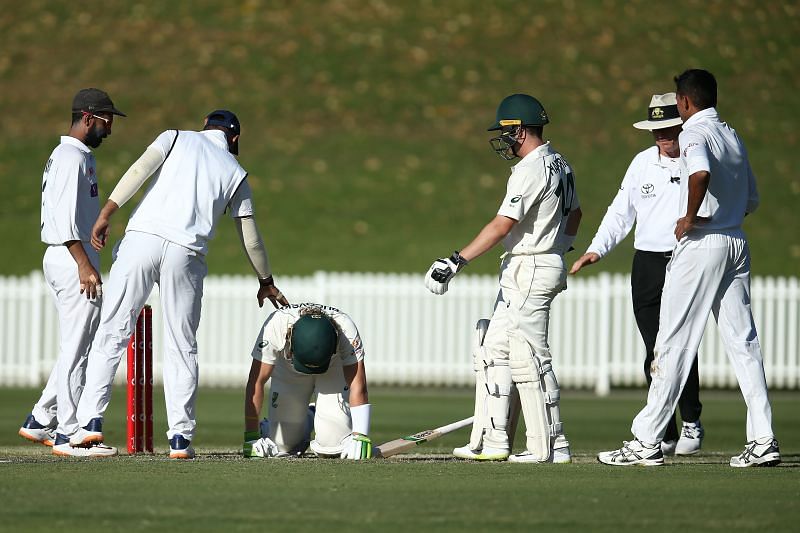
[641,183,654,194]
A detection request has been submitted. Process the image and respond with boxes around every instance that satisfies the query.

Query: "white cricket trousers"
[632,229,774,443]
[481,253,567,449]
[267,357,352,454]
[32,244,101,436]
[77,231,207,441]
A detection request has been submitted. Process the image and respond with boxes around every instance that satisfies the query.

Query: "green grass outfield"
[0,387,798,532]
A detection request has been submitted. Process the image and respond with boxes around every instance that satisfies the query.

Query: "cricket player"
[243,303,372,460]
[570,93,705,456]
[72,109,288,459]
[425,94,581,463]
[19,89,124,457]
[598,69,780,467]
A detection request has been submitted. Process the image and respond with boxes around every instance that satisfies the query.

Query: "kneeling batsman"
[243,303,372,460]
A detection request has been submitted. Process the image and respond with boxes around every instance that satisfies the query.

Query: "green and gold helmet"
[488,94,549,131]
[488,94,549,160]
[290,313,338,374]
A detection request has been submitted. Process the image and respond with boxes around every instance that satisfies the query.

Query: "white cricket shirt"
[40,136,100,245]
[587,146,682,257]
[497,142,580,254]
[125,129,251,255]
[679,108,759,230]
[251,303,365,369]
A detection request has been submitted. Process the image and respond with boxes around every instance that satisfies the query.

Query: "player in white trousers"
[72,110,288,459]
[19,89,124,457]
[242,303,372,460]
[425,94,581,463]
[598,69,780,467]
[570,93,705,456]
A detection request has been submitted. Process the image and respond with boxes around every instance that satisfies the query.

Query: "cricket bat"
[375,417,473,458]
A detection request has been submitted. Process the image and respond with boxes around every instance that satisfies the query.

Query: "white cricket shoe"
[452,444,509,461]
[675,420,704,455]
[730,437,781,468]
[69,418,104,446]
[661,439,677,456]
[18,414,56,447]
[508,447,572,464]
[597,439,664,466]
[169,435,196,459]
[52,434,117,457]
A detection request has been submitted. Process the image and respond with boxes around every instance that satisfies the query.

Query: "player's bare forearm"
[244,359,273,431]
[675,171,710,239]
[565,207,582,236]
[343,360,369,407]
[459,215,516,262]
[65,239,92,270]
[685,171,710,221]
[65,240,101,298]
[91,200,120,250]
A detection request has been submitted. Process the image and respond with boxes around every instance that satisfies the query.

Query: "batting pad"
[509,335,561,461]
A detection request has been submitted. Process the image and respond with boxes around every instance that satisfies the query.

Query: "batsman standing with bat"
[425,94,581,463]
[19,89,124,457]
[72,110,288,459]
[243,303,372,460]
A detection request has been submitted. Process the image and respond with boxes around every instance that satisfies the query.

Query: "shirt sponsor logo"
[682,142,699,158]
[90,183,98,197]
[510,195,522,204]
[640,183,656,199]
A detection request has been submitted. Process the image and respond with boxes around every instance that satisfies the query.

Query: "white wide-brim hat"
[633,92,683,130]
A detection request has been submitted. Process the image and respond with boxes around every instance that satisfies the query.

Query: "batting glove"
[424,252,469,295]
[340,433,373,460]
[243,430,284,458]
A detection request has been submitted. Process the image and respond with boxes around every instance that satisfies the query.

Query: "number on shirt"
[554,171,575,217]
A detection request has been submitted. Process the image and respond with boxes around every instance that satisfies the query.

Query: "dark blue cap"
[205,109,240,135]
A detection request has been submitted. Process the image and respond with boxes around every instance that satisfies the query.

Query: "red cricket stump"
[127,305,154,454]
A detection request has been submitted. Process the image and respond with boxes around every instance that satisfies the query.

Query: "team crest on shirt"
[640,183,655,199]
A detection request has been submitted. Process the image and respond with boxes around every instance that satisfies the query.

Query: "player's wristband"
[351,403,371,435]
[451,251,469,271]
[258,276,274,287]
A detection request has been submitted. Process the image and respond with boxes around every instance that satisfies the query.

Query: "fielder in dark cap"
[72,88,127,117]
[18,88,125,457]
[71,107,288,459]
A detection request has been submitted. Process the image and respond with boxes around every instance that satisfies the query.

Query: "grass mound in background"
[0,1,798,276]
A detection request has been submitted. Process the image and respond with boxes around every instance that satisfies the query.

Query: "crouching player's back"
[243,303,372,460]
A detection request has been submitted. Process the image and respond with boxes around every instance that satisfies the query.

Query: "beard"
[85,123,107,148]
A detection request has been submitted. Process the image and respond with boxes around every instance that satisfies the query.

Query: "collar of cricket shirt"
[682,107,719,128]
[61,135,92,153]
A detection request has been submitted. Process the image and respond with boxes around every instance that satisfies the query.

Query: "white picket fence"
[1,271,798,394]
